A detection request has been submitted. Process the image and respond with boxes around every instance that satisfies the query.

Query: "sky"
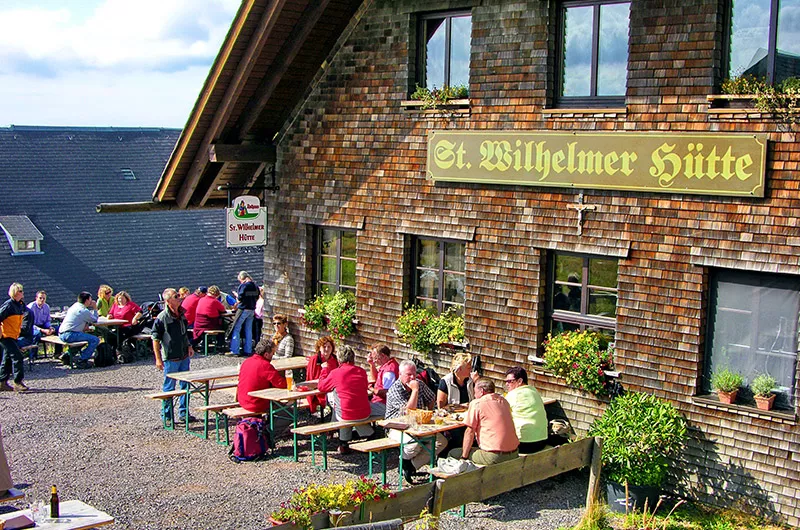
[0,0,240,128]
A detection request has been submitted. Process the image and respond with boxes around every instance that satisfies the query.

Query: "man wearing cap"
[181,286,206,327]
[229,271,259,356]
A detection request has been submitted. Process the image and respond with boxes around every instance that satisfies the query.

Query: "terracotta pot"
[755,394,776,411]
[717,389,738,404]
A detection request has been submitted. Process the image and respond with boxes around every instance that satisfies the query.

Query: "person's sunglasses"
[504,378,516,383]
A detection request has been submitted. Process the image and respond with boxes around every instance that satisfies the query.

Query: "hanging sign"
[226,195,267,247]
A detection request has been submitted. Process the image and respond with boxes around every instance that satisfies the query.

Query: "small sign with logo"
[226,195,267,247]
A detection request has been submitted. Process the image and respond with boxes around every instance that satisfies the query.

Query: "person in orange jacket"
[0,283,28,392]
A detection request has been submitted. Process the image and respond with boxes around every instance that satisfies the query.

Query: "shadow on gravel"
[26,385,150,394]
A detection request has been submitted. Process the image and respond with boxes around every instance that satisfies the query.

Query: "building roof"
[148,0,364,210]
[0,125,263,308]
[0,216,44,240]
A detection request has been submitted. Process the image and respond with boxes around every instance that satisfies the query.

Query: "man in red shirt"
[237,336,287,413]
[318,346,376,454]
[450,378,519,465]
[180,286,206,327]
[367,343,399,417]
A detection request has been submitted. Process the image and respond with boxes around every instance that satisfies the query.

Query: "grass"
[565,499,788,530]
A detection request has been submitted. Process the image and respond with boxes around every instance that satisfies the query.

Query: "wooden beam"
[175,0,289,209]
[586,437,603,507]
[95,201,222,213]
[235,0,333,136]
[208,143,276,163]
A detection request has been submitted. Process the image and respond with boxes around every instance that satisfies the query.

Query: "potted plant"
[588,392,687,513]
[710,368,743,404]
[751,373,777,411]
[395,305,465,359]
[300,291,357,342]
[542,330,614,397]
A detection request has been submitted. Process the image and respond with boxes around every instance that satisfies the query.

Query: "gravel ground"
[0,354,587,529]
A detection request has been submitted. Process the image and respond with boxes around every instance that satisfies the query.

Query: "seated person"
[305,336,339,413]
[367,343,399,417]
[27,290,56,341]
[272,314,295,359]
[96,284,113,317]
[449,378,519,465]
[318,346,374,454]
[237,336,287,413]
[193,286,227,349]
[385,360,447,482]
[58,292,100,368]
[107,291,144,350]
[504,366,548,454]
[181,286,207,327]
[436,351,476,408]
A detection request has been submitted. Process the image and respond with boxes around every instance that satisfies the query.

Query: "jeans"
[161,357,190,421]
[230,309,254,355]
[59,331,100,361]
[0,338,24,384]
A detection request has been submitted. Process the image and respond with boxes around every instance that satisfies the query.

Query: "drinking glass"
[30,500,45,523]
[285,371,294,390]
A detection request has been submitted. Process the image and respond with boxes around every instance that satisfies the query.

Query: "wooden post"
[432,479,446,518]
[586,437,603,507]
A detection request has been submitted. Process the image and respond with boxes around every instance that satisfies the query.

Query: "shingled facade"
[153,0,799,525]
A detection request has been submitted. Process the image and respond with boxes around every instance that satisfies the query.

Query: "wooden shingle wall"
[262,0,800,525]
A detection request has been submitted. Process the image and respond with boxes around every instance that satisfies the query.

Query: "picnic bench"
[291,417,382,471]
[146,382,238,430]
[199,330,226,356]
[39,335,88,368]
[19,344,38,369]
[0,488,24,503]
[350,438,401,484]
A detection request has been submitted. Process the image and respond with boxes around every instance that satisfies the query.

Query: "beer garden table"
[0,500,114,530]
[248,386,325,460]
[93,317,128,349]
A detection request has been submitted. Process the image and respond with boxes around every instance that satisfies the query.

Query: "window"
[314,228,356,295]
[120,168,136,180]
[417,11,472,91]
[557,1,630,107]
[547,252,618,337]
[705,269,798,409]
[727,0,800,85]
[16,240,35,252]
[412,237,466,313]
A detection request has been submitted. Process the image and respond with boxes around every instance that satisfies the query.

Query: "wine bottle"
[50,485,59,519]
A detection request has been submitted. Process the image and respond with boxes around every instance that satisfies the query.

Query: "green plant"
[543,330,614,396]
[301,291,357,341]
[621,498,685,530]
[710,368,743,393]
[588,392,687,488]
[570,500,612,530]
[750,373,777,398]
[754,77,800,124]
[412,507,439,530]
[396,305,466,357]
[410,83,469,109]
[720,75,770,95]
[270,477,394,529]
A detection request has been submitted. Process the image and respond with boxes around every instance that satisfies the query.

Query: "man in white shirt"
[58,291,100,368]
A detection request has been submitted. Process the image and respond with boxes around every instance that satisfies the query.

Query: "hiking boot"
[13,382,29,392]
[0,381,13,392]
[402,459,417,484]
[75,360,93,370]
[60,353,71,366]
[337,442,351,455]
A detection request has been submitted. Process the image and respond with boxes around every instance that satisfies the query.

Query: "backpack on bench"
[229,417,273,463]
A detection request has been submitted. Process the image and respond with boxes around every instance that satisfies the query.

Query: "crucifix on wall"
[567,192,598,236]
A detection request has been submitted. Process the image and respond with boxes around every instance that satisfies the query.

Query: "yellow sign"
[426,131,767,197]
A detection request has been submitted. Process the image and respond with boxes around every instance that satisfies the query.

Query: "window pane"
[562,5,593,97]
[444,242,465,271]
[450,15,472,87]
[555,254,583,283]
[320,229,337,256]
[444,273,465,304]
[341,231,357,258]
[589,258,618,288]
[320,257,337,284]
[340,259,356,288]
[551,320,580,334]
[417,269,439,299]
[597,2,629,96]
[425,18,446,90]
[319,283,333,295]
[417,239,440,268]
[589,288,617,317]
[552,285,571,311]
[776,0,800,84]
[729,0,770,78]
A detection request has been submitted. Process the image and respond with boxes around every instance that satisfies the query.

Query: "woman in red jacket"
[305,335,339,414]
[318,345,374,454]
[193,286,227,349]
[237,337,287,413]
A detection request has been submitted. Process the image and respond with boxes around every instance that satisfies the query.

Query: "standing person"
[504,367,548,454]
[237,336,287,413]
[318,346,374,454]
[253,286,265,341]
[384,360,447,482]
[151,288,195,424]
[193,286,227,349]
[58,291,100,369]
[96,285,114,317]
[229,271,259,356]
[436,351,477,408]
[27,290,55,339]
[305,336,339,414]
[449,378,519,465]
[272,314,294,359]
[367,343,399,417]
[0,283,29,391]
[181,286,206,327]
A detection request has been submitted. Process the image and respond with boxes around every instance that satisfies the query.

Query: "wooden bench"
[0,488,24,504]
[221,406,265,445]
[292,417,381,470]
[146,389,187,429]
[196,401,239,445]
[351,437,401,484]
[39,336,89,368]
[19,344,38,369]
[200,330,226,356]
[132,333,153,359]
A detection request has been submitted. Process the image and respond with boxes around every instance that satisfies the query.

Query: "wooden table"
[94,317,129,348]
[0,500,113,529]
[168,357,308,439]
[248,386,324,461]
[0,487,23,503]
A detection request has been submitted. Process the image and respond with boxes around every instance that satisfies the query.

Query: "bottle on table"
[285,370,294,390]
[50,485,59,519]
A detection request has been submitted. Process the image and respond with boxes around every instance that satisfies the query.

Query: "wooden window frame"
[416,10,472,90]
[411,236,466,313]
[313,227,357,296]
[725,0,793,85]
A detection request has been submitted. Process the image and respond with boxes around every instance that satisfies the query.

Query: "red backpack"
[229,417,272,462]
